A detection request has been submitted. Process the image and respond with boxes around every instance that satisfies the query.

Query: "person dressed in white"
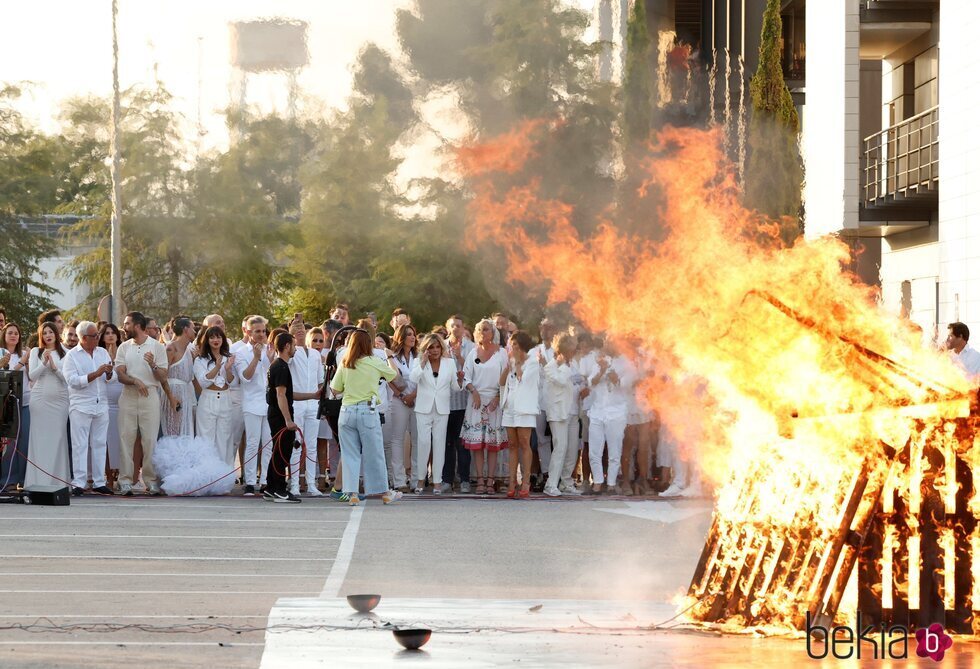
[234,316,272,495]
[500,331,540,498]
[194,326,237,469]
[946,321,980,383]
[409,333,460,495]
[287,317,324,497]
[579,341,635,495]
[161,317,196,437]
[115,311,170,496]
[386,323,419,490]
[98,324,123,486]
[62,321,115,495]
[461,319,509,494]
[530,318,556,487]
[541,332,582,497]
[25,321,70,489]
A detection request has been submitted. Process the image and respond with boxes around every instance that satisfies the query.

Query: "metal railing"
[863,105,938,206]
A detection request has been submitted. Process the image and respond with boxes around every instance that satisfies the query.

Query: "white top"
[501,357,541,416]
[543,358,576,422]
[194,354,232,390]
[289,346,325,410]
[531,343,554,407]
[954,344,980,382]
[576,351,596,413]
[409,356,459,415]
[579,354,635,421]
[114,337,168,388]
[28,347,65,388]
[392,351,418,394]
[463,347,507,396]
[62,345,113,415]
[234,346,271,415]
[7,351,30,407]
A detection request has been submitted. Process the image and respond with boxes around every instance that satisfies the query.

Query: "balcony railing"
[863,105,938,207]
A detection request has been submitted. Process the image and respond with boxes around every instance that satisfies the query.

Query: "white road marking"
[0,590,313,594]
[318,504,363,598]
[593,501,712,524]
[0,573,320,578]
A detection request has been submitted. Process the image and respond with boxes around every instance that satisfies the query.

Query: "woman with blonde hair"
[329,328,402,506]
[461,319,508,494]
[409,333,460,495]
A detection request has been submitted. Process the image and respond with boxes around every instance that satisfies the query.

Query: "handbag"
[317,349,342,419]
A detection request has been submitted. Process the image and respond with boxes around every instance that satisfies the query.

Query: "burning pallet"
[686,292,980,634]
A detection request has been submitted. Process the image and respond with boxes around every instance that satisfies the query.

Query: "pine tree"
[746,0,803,237]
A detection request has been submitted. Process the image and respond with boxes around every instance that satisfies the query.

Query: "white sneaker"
[383,489,403,505]
[459,481,471,494]
[543,487,561,497]
[559,483,583,496]
[661,483,685,498]
[306,487,324,497]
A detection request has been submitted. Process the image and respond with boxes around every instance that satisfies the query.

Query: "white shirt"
[579,354,635,421]
[501,357,541,416]
[954,344,980,382]
[234,345,271,415]
[289,346,325,410]
[531,343,554,409]
[62,344,113,415]
[543,358,576,422]
[194,354,232,389]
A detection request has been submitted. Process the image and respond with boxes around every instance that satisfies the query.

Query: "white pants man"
[414,410,448,489]
[544,417,581,495]
[534,410,552,477]
[587,415,626,486]
[70,409,109,489]
[243,412,272,490]
[229,388,245,473]
[290,402,321,495]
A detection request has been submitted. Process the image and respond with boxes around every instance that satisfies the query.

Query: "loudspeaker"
[0,369,24,439]
[22,485,70,506]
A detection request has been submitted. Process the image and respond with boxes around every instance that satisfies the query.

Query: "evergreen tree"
[622,0,653,147]
[746,0,803,237]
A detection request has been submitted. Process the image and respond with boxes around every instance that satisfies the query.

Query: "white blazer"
[500,357,540,415]
[409,356,459,415]
[543,358,576,422]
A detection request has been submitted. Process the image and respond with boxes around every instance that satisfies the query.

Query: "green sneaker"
[329,488,351,502]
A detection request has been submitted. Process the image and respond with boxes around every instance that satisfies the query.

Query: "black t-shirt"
[267,358,293,422]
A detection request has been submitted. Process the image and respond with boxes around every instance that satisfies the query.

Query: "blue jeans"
[338,404,389,495]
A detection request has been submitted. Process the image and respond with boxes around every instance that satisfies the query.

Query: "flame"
[456,122,977,631]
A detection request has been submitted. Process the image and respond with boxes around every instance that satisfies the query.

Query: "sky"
[1,0,596,156]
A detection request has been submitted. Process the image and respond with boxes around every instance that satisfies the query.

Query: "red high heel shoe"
[518,489,530,499]
[506,489,516,499]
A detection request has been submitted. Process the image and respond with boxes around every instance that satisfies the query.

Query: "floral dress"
[461,347,508,452]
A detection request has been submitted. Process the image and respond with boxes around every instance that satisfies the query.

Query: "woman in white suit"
[409,333,460,495]
[500,331,540,499]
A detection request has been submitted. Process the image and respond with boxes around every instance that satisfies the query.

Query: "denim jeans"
[338,403,389,495]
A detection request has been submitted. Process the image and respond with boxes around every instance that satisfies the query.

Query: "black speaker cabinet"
[22,485,70,506]
[0,369,24,439]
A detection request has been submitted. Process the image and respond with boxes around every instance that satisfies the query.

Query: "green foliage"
[746,0,803,228]
[0,86,58,325]
[622,0,654,146]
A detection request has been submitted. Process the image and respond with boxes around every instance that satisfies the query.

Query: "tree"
[746,0,803,237]
[0,85,61,325]
[622,0,654,147]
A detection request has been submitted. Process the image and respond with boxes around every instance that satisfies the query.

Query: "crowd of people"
[0,304,704,504]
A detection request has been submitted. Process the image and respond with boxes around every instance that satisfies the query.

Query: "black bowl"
[346,594,381,613]
[392,628,432,650]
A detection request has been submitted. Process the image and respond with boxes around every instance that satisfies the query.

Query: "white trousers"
[545,417,580,492]
[196,390,235,468]
[414,410,448,486]
[243,412,272,486]
[290,403,320,493]
[229,389,244,471]
[587,415,626,485]
[69,409,109,488]
[385,400,417,488]
[535,410,552,474]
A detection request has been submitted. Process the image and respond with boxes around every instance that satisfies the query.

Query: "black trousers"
[441,409,470,483]
[267,415,294,495]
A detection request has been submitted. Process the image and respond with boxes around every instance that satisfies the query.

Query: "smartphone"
[294,312,303,321]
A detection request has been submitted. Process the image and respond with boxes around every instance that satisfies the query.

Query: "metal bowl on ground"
[346,594,381,613]
[392,628,432,650]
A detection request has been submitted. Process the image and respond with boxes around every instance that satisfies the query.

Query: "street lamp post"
[109,0,123,324]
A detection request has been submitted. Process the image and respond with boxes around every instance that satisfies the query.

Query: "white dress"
[24,348,70,488]
[161,345,196,437]
[104,354,123,469]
